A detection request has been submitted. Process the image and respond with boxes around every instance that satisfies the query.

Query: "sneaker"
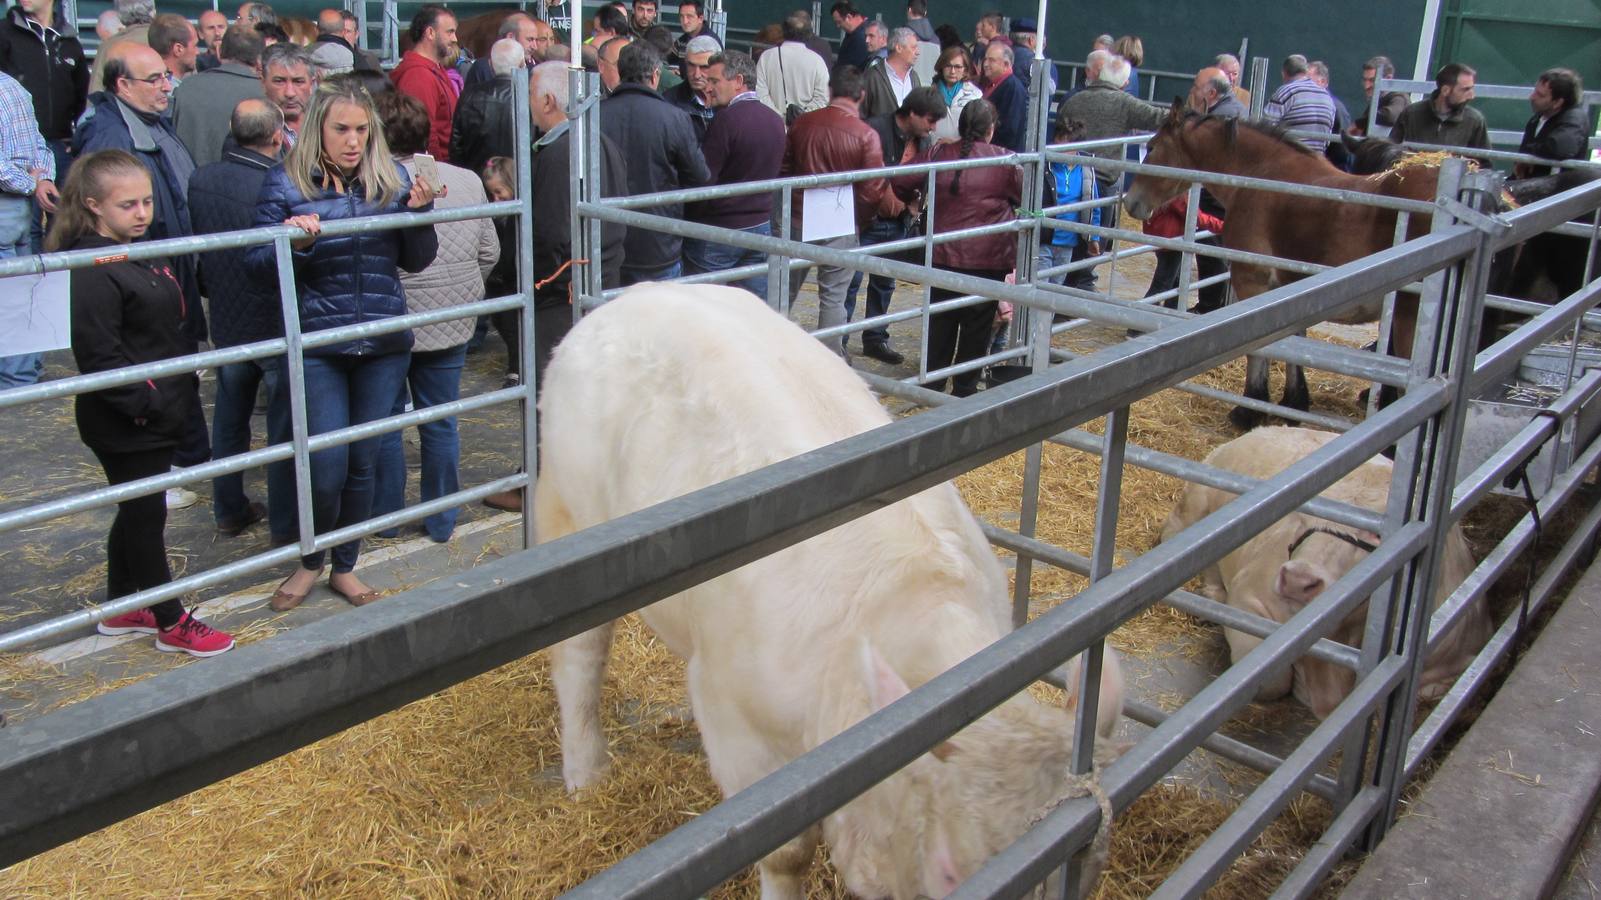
[97,607,159,636]
[166,486,199,510]
[156,611,235,658]
[861,344,905,366]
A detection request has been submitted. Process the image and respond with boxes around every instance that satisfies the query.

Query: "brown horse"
[1124,103,1442,429]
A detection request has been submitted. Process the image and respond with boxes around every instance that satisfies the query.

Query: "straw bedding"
[0,269,1521,898]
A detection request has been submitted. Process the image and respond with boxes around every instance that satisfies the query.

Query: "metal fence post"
[583,72,605,307]
[1363,160,1500,846]
[514,70,539,548]
[1010,56,1050,628]
[1175,182,1201,311]
[1247,57,1269,118]
[273,234,317,556]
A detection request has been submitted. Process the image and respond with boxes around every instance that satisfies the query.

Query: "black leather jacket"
[450,73,517,175]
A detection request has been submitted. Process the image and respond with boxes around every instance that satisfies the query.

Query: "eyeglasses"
[942,63,966,70]
[131,71,174,85]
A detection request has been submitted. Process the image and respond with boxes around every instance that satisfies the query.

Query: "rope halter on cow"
[1286,526,1380,558]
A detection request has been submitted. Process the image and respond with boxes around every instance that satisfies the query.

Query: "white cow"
[536,284,1125,899]
[1161,426,1490,718]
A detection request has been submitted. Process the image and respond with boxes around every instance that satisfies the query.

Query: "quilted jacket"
[395,156,498,351]
[246,163,437,357]
[189,141,282,348]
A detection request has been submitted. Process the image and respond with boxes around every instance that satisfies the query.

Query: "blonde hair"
[1112,35,1143,68]
[45,149,151,252]
[282,78,405,209]
[481,156,516,197]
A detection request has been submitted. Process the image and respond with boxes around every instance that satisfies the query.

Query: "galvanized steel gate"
[2,59,1601,898]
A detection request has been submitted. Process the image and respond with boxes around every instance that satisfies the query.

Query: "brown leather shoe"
[269,587,307,612]
[482,489,524,512]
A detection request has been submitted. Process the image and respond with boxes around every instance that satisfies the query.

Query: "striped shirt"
[0,71,53,197]
[1263,78,1336,152]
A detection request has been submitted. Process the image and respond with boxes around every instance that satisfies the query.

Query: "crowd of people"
[0,0,1590,660]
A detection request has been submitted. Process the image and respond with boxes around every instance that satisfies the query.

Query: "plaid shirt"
[0,71,52,196]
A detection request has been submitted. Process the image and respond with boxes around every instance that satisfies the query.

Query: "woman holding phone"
[247,78,441,611]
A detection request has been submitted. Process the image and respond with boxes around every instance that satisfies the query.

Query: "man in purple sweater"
[683,49,786,300]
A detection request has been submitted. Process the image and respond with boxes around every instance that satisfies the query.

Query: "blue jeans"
[211,358,295,536]
[842,217,906,348]
[621,258,682,286]
[373,344,466,542]
[292,350,411,573]
[682,221,771,300]
[0,194,43,389]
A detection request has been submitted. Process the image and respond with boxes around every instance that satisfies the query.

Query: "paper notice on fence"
[0,270,71,356]
[801,185,855,242]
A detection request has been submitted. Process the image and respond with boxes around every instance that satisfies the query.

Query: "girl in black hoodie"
[54,150,233,658]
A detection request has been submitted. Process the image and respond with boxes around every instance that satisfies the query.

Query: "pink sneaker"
[97,608,159,636]
[156,611,235,658]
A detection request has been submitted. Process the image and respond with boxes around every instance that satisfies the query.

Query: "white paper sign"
[801,185,855,242]
[0,270,70,356]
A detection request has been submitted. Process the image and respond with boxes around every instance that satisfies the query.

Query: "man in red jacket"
[390,4,459,160]
[783,65,904,357]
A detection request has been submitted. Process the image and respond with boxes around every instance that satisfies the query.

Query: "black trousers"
[928,267,1006,397]
[92,445,186,628]
[1144,237,1228,313]
[492,309,522,377]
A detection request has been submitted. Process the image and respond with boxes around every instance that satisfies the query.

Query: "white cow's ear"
[861,641,958,761]
[861,640,912,712]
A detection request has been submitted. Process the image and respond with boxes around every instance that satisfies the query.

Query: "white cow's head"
[1274,520,1382,718]
[827,643,1124,899]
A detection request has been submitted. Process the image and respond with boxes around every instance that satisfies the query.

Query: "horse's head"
[1342,133,1411,176]
[1124,99,1201,221]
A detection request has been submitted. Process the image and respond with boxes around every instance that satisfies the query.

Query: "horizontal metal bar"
[1053,152,1440,216]
[1470,280,1601,395]
[0,200,522,279]
[584,204,1476,343]
[0,384,523,539]
[858,370,1384,533]
[1486,291,1601,330]
[1270,784,1387,900]
[1073,219,1330,276]
[1498,178,1601,246]
[603,151,1028,209]
[980,523,1362,670]
[1171,380,1363,432]
[1117,698,1339,802]
[1377,78,1601,107]
[1152,655,1407,899]
[0,472,529,654]
[0,292,527,410]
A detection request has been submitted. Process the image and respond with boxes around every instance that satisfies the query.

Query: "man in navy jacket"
[189,98,293,539]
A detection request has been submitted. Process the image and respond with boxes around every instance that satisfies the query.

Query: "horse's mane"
[1173,110,1320,158]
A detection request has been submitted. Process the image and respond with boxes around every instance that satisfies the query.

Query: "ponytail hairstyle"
[950,98,997,196]
[45,149,151,252]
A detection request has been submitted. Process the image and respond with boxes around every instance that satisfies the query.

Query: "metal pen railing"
[7,52,1601,900]
[0,75,538,655]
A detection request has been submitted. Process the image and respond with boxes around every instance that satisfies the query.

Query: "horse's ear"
[1168,97,1187,124]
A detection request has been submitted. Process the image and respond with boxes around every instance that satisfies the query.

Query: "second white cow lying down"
[1162,426,1490,719]
[536,284,1124,900]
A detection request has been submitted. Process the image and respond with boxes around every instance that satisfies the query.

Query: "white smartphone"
[413,152,440,191]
